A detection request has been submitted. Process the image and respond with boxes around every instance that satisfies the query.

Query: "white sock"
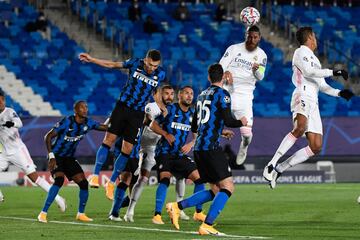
[176,178,186,202]
[35,176,61,202]
[268,132,298,166]
[277,146,315,173]
[127,176,148,215]
[238,127,253,154]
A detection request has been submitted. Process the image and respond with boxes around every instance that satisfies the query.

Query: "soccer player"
[79,49,166,200]
[166,63,247,235]
[219,25,267,165]
[150,86,206,226]
[108,138,141,221]
[0,89,66,211]
[37,100,107,223]
[124,85,190,222]
[263,27,354,189]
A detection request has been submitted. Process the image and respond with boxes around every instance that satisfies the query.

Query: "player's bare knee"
[292,126,305,138]
[121,141,133,155]
[309,144,322,155]
[27,172,38,182]
[103,132,117,146]
[121,172,132,185]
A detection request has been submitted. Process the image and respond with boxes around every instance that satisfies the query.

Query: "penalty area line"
[0,215,270,239]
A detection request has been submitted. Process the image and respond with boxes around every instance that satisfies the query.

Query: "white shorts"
[290,93,322,135]
[230,94,253,126]
[0,144,37,175]
[140,145,156,172]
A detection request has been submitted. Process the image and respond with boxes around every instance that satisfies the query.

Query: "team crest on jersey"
[223,96,231,103]
[54,122,60,128]
[303,57,309,62]
[237,53,241,56]
[153,76,158,80]
[83,126,88,131]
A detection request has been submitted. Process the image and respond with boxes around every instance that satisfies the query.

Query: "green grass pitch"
[0,184,359,239]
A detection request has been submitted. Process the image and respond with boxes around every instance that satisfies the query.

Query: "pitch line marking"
[0,216,270,239]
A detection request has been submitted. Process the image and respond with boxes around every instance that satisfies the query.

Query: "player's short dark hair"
[146,49,161,61]
[73,100,87,109]
[179,85,193,93]
[296,27,313,45]
[0,88,4,97]
[247,25,260,34]
[161,85,174,92]
[153,85,173,95]
[208,63,224,83]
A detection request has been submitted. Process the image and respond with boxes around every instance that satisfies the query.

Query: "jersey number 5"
[196,100,211,125]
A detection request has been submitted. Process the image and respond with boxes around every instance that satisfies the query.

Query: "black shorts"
[51,155,84,180]
[124,157,139,174]
[156,154,197,179]
[194,149,232,184]
[108,101,144,145]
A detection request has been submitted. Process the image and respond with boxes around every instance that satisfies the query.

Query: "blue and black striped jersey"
[193,85,232,151]
[119,58,166,111]
[155,103,194,156]
[51,116,100,157]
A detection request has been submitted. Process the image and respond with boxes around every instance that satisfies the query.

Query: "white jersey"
[219,42,267,100]
[140,102,162,147]
[0,108,24,155]
[291,45,339,102]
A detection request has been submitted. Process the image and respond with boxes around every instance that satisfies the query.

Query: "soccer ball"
[240,7,260,26]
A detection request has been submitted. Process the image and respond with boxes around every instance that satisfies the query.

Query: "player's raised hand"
[339,89,354,101]
[240,117,248,126]
[164,133,175,146]
[333,69,348,80]
[181,142,194,154]
[223,71,233,85]
[2,121,14,128]
[79,53,92,63]
[221,129,235,139]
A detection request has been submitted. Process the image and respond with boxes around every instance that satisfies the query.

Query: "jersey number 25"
[196,100,211,125]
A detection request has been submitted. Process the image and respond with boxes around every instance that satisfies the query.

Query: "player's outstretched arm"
[150,120,175,145]
[293,50,333,79]
[79,53,123,69]
[44,129,58,171]
[318,79,354,101]
[222,108,247,128]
